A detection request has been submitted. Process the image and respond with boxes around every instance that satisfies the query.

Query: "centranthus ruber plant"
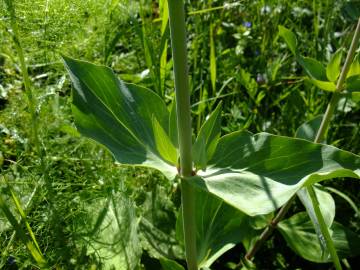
[63,1,360,269]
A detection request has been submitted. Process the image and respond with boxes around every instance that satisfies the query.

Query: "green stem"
[306,185,342,269]
[168,1,197,269]
[315,17,360,143]
[5,0,41,156]
[306,18,360,270]
[243,18,360,266]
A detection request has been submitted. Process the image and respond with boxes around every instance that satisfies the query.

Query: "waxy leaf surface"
[177,188,250,268]
[278,212,360,263]
[188,131,360,216]
[63,56,177,179]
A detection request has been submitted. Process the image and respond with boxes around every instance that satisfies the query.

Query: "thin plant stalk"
[167,1,197,270]
[303,17,360,270]
[244,18,360,267]
[4,0,41,156]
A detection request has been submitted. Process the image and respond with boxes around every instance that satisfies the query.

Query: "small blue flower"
[7,256,16,266]
[242,21,252,28]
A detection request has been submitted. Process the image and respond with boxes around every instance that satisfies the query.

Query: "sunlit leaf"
[160,257,185,270]
[326,49,343,82]
[83,193,141,270]
[63,56,177,180]
[299,56,327,81]
[347,54,360,78]
[278,212,360,262]
[152,116,178,164]
[310,79,336,92]
[193,102,222,170]
[187,131,360,216]
[278,25,298,56]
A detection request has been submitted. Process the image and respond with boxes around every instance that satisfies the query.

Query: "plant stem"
[306,185,342,269]
[315,17,360,143]
[4,0,41,157]
[304,18,360,270]
[243,18,360,266]
[168,1,197,270]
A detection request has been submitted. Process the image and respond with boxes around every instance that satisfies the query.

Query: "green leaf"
[297,186,335,257]
[160,258,185,270]
[193,102,222,170]
[295,115,324,142]
[63,56,177,180]
[193,136,207,170]
[278,212,360,262]
[346,75,360,92]
[187,131,360,216]
[347,54,360,78]
[326,49,343,82]
[310,79,336,92]
[298,56,327,81]
[176,188,250,268]
[278,25,298,56]
[83,193,141,270]
[152,116,178,164]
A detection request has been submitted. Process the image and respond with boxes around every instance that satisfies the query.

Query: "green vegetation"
[1,1,360,269]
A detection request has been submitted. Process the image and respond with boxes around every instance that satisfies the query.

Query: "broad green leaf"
[193,103,222,170]
[278,212,360,263]
[139,217,184,261]
[278,25,298,56]
[295,115,324,142]
[346,75,360,92]
[326,49,343,82]
[310,79,336,92]
[152,116,178,164]
[176,188,250,268]
[63,56,177,180]
[83,193,141,270]
[347,54,360,78]
[187,131,360,216]
[160,258,185,270]
[298,56,327,81]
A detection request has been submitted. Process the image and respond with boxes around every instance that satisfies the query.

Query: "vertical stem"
[168,1,197,270]
[315,17,360,143]
[304,18,360,270]
[5,0,41,156]
[244,18,360,266]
